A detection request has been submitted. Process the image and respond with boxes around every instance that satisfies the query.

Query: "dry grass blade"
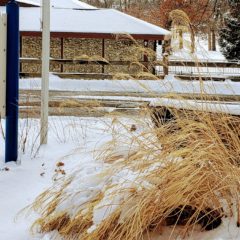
[27,100,240,240]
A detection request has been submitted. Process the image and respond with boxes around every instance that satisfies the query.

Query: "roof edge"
[21,31,166,40]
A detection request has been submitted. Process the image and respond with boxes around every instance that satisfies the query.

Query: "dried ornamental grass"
[27,106,240,240]
[112,73,134,80]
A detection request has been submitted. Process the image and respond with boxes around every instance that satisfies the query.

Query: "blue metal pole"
[5,0,19,163]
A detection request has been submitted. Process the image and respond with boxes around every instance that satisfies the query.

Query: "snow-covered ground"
[1,116,240,240]
[0,117,118,240]
[157,34,240,77]
[157,34,226,62]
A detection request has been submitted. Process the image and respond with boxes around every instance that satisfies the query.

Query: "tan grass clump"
[28,107,240,239]
[74,55,109,64]
[135,72,159,80]
[169,9,195,53]
[112,73,134,80]
[59,99,102,109]
[169,10,191,29]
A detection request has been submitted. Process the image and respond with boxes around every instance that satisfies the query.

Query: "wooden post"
[40,0,50,145]
[152,40,157,75]
[179,29,183,49]
[162,39,170,76]
[102,39,105,74]
[163,54,169,76]
[144,40,149,72]
[60,37,64,72]
[20,35,22,73]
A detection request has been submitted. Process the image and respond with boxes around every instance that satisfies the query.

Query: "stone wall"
[21,37,62,73]
[21,37,156,75]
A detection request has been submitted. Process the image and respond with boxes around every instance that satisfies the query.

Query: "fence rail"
[20,58,240,68]
[19,89,240,118]
[20,57,240,81]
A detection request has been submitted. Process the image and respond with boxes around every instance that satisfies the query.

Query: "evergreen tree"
[219,0,240,61]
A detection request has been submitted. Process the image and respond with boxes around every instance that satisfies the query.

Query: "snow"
[0,116,116,239]
[0,7,169,36]
[17,0,40,7]
[16,0,97,9]
[150,97,240,115]
[158,34,227,62]
[0,23,239,240]
[19,74,240,115]
[156,34,240,77]
[20,74,240,96]
[1,116,240,239]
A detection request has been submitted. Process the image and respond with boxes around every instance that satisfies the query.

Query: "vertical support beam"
[179,29,183,49]
[163,53,169,76]
[102,39,105,74]
[0,13,7,119]
[143,40,149,72]
[20,35,22,73]
[152,40,157,75]
[40,0,50,145]
[60,37,64,72]
[5,0,19,162]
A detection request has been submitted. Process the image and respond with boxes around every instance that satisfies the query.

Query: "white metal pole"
[40,0,50,145]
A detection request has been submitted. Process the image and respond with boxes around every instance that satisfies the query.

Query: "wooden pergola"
[0,2,170,76]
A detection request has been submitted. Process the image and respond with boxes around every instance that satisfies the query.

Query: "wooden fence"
[20,57,240,81]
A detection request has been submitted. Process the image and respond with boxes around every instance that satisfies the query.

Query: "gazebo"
[0,0,170,77]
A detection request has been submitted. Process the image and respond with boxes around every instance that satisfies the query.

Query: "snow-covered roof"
[15,7,169,37]
[16,0,97,9]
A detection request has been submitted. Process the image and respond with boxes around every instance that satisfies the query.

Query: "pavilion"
[0,0,170,76]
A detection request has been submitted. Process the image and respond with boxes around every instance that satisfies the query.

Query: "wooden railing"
[20,57,240,67]
[20,58,240,81]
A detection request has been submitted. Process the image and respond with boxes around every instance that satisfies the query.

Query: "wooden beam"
[19,58,240,68]
[20,58,147,65]
[19,72,240,82]
[20,31,165,40]
[153,40,157,75]
[166,60,240,68]
[20,35,22,73]
[60,37,64,72]
[102,39,105,73]
[143,40,149,72]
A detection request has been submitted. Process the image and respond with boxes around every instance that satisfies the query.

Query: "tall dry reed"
[27,103,240,240]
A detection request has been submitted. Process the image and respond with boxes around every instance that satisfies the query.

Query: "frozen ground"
[0,116,240,240]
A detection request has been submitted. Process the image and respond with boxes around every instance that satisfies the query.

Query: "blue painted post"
[5,0,19,163]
